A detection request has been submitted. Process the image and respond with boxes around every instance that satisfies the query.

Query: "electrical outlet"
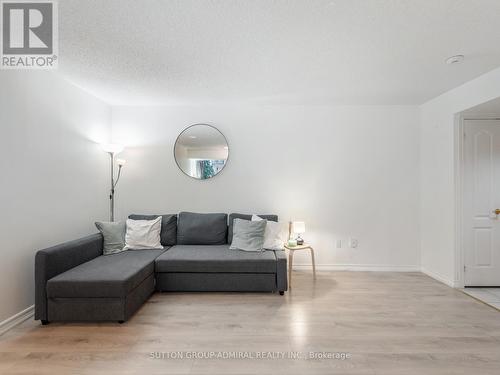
[335,239,342,248]
[348,238,358,248]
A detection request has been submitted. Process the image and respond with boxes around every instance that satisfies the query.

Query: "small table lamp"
[292,221,306,245]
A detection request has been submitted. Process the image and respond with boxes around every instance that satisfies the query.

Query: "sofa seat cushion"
[155,245,277,273]
[47,249,165,298]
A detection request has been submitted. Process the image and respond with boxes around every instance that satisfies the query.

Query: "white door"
[464,119,500,286]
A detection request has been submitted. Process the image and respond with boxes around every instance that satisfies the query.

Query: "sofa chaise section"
[35,234,166,323]
[47,249,164,322]
[35,233,103,324]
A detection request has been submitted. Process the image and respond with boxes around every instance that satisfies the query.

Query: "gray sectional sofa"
[35,212,288,324]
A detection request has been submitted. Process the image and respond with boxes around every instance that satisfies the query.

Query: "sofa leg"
[279,291,284,296]
[41,320,49,325]
[118,320,125,324]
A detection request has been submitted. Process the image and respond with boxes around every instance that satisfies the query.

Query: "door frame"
[455,114,500,288]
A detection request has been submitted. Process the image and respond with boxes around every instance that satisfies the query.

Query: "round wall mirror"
[174,124,229,180]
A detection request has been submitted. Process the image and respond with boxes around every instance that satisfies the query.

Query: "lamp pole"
[102,144,125,222]
[109,152,115,222]
[108,153,125,222]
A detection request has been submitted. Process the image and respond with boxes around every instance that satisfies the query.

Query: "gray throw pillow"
[95,221,126,255]
[229,218,267,252]
[228,213,278,243]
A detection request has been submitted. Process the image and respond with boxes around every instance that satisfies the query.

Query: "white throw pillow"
[124,217,163,250]
[251,215,285,250]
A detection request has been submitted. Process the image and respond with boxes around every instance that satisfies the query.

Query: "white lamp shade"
[101,143,124,154]
[292,221,306,234]
[116,158,126,166]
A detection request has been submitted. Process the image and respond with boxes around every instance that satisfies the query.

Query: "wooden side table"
[284,244,316,289]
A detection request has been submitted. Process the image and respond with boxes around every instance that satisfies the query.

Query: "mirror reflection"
[174,124,229,180]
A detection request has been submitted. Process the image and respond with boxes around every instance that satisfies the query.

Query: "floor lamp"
[101,144,126,221]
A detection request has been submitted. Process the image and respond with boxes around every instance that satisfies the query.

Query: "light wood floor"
[1,271,500,374]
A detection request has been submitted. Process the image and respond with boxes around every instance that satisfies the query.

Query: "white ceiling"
[58,0,500,106]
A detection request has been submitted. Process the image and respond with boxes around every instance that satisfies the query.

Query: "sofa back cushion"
[228,213,278,244]
[128,214,177,246]
[177,212,228,245]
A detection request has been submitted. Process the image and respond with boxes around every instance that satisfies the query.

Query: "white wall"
[420,67,500,286]
[6,63,496,324]
[112,105,420,269]
[0,71,111,323]
[0,61,498,326]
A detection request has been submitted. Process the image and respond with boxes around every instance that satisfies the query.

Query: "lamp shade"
[101,143,124,154]
[116,158,126,166]
[292,221,306,234]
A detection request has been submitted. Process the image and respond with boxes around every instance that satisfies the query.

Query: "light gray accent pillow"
[229,218,267,252]
[95,221,126,255]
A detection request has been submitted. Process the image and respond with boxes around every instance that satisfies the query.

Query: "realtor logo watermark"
[1,0,58,69]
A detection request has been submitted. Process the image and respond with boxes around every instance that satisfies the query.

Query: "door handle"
[494,209,500,215]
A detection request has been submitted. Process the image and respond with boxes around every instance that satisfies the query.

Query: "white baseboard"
[0,305,34,336]
[420,267,456,287]
[293,264,420,272]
